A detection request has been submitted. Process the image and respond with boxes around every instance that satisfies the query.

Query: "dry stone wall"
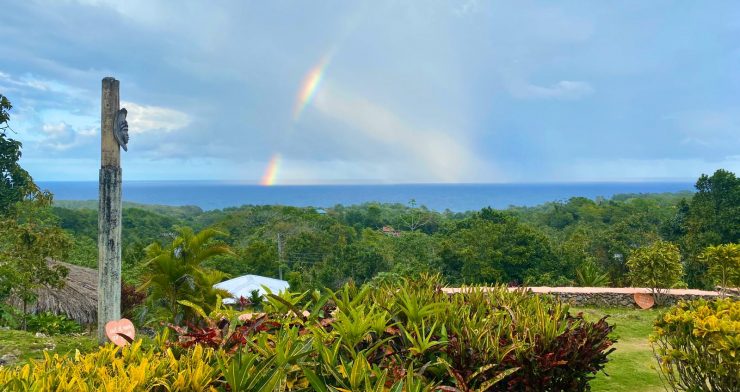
[443,287,724,308]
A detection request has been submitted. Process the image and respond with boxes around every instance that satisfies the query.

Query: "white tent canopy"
[214,274,290,304]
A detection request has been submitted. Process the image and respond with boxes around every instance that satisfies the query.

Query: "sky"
[1,0,739,184]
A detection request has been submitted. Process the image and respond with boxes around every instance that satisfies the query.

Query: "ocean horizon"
[38,181,695,212]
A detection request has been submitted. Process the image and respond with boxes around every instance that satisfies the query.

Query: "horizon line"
[36,178,698,186]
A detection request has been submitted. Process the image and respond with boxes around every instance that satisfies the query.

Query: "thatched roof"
[9,260,98,325]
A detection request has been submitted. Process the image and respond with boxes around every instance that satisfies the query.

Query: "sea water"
[39,181,694,212]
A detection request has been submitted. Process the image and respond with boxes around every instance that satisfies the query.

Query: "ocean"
[38,181,695,212]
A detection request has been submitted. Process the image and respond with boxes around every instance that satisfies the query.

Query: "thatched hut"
[9,260,97,325]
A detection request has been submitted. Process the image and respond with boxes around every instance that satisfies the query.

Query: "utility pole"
[277,233,283,280]
[98,77,128,344]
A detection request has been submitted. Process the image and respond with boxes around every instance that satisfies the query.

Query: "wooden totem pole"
[98,77,128,343]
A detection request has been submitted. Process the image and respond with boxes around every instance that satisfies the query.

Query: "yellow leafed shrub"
[0,340,219,392]
[651,297,740,391]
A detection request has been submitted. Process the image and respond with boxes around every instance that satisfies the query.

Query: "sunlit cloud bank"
[121,101,191,134]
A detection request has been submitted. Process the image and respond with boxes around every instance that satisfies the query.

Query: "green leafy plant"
[699,243,740,297]
[0,340,220,391]
[575,259,611,287]
[627,240,684,306]
[651,297,740,392]
[1,278,617,391]
[139,226,234,324]
[25,312,82,335]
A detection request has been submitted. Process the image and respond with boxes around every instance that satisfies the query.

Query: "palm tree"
[139,226,234,323]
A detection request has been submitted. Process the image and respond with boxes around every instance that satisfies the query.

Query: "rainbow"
[293,54,331,121]
[260,153,282,186]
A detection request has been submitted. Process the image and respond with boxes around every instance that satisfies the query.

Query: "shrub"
[174,275,616,391]
[0,277,617,391]
[25,312,82,335]
[0,340,219,391]
[627,240,683,306]
[699,243,740,296]
[0,303,21,329]
[651,297,740,391]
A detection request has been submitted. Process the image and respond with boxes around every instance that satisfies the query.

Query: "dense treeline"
[53,169,739,290]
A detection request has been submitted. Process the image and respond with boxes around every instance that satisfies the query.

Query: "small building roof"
[214,274,290,304]
[8,260,98,325]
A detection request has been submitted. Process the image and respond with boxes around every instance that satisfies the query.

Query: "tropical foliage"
[0,277,617,391]
[49,169,740,294]
[699,243,740,296]
[626,240,683,306]
[0,94,72,329]
[651,297,740,391]
[138,227,234,324]
[0,340,220,391]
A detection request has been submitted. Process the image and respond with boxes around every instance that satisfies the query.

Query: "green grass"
[0,329,97,365]
[573,307,667,392]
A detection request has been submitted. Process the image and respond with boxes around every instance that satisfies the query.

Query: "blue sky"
[1,0,739,183]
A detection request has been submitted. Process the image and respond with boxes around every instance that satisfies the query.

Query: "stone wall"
[443,286,724,308]
[542,291,718,308]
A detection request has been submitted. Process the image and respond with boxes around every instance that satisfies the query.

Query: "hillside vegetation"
[51,170,739,292]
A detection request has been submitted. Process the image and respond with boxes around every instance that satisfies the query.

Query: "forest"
[51,169,739,292]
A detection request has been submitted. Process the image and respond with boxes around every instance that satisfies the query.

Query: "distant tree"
[596,216,659,286]
[231,239,279,277]
[627,240,683,306]
[0,193,72,328]
[399,199,434,232]
[699,243,740,297]
[443,217,560,285]
[660,198,690,241]
[0,95,72,328]
[687,169,740,244]
[0,94,34,215]
[681,169,740,288]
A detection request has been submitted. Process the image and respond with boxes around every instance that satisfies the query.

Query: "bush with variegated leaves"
[651,297,740,391]
[0,275,617,391]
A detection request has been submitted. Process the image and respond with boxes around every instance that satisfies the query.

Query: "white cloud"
[77,127,98,137]
[508,80,594,100]
[121,101,191,134]
[35,121,98,153]
[42,122,68,136]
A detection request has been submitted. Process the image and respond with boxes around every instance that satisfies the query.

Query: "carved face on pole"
[114,108,129,151]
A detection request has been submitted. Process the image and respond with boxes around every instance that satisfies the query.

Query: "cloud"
[38,121,97,151]
[41,123,68,136]
[313,82,482,182]
[3,1,740,182]
[121,101,191,134]
[507,80,595,100]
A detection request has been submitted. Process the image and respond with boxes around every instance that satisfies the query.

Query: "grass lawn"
[574,306,667,392]
[0,328,97,365]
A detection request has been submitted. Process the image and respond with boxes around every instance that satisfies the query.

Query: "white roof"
[214,274,290,304]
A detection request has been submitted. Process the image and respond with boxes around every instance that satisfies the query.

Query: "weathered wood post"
[98,77,128,344]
